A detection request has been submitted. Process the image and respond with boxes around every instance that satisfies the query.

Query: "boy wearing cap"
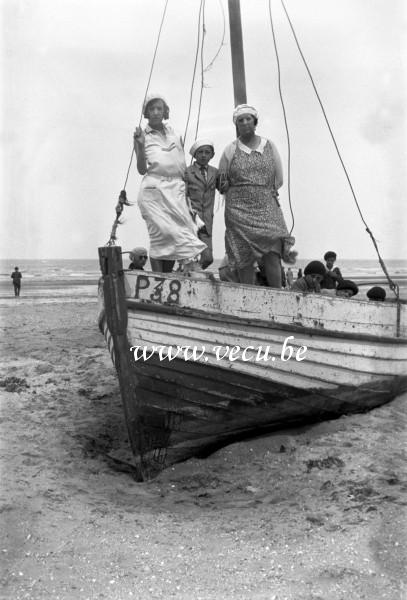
[335,280,359,298]
[185,139,219,269]
[290,261,326,293]
[367,286,386,301]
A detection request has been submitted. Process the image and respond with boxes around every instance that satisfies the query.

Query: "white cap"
[189,138,215,157]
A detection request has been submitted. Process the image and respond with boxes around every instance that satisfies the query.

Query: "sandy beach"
[0,297,406,600]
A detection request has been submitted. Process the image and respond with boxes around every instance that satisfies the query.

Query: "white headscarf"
[232,104,258,124]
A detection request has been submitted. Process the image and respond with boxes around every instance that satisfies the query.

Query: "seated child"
[367,286,386,301]
[185,139,219,269]
[218,255,239,283]
[336,279,359,298]
[321,251,343,289]
[291,261,326,293]
[129,247,148,270]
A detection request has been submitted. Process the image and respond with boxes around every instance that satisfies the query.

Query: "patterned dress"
[224,140,294,270]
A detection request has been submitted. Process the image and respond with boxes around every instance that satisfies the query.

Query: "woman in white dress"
[133,93,206,273]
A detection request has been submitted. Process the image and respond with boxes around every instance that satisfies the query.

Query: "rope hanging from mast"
[183,0,205,145]
[193,0,207,143]
[279,0,400,311]
[106,0,169,246]
[186,0,226,153]
[204,0,226,73]
[268,1,294,235]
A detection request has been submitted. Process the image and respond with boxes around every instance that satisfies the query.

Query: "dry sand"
[0,299,406,600]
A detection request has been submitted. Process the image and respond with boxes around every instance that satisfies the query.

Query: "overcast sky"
[1,0,406,260]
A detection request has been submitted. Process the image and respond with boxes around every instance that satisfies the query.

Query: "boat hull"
[126,349,406,472]
[98,247,407,478]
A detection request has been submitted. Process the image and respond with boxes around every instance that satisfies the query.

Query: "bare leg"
[200,247,213,270]
[237,266,255,285]
[162,260,175,273]
[150,259,175,273]
[263,252,282,288]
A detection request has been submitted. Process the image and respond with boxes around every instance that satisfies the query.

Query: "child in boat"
[321,251,343,290]
[290,261,326,293]
[218,255,239,282]
[185,139,219,269]
[367,286,386,301]
[128,247,148,270]
[335,279,359,298]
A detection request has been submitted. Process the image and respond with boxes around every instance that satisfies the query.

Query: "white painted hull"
[98,259,407,478]
[127,310,407,391]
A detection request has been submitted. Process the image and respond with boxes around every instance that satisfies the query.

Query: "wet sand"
[0,299,406,599]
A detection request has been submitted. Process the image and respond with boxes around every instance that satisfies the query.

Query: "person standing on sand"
[11,266,22,297]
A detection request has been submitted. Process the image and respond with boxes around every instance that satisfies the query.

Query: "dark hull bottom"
[119,356,407,479]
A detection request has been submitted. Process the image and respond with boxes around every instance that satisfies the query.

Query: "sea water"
[0,257,406,303]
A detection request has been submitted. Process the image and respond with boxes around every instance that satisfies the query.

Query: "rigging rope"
[193,0,207,142]
[203,0,226,73]
[183,0,205,145]
[190,0,226,159]
[268,0,294,235]
[107,0,169,246]
[280,0,400,313]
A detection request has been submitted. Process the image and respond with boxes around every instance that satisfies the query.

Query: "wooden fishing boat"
[98,246,407,479]
[98,1,407,479]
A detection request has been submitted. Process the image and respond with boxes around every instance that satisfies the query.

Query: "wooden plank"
[98,245,144,479]
[130,312,407,369]
[124,271,407,340]
[127,315,405,387]
[130,309,407,360]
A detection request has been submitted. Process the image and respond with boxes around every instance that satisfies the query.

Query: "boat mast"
[228,0,247,105]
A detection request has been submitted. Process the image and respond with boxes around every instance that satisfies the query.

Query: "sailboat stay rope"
[186,0,226,147]
[106,0,169,246]
[190,0,226,163]
[107,0,225,246]
[203,0,226,73]
[279,0,399,306]
[268,1,294,235]
[193,0,207,143]
[183,0,205,144]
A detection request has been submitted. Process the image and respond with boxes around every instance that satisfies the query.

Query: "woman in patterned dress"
[218,104,295,287]
[133,93,206,273]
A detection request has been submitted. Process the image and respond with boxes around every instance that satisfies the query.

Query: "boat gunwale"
[125,297,407,345]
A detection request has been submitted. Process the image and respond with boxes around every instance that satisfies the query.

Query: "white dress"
[138,124,206,261]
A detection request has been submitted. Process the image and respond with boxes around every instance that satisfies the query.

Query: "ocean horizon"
[1,257,406,303]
